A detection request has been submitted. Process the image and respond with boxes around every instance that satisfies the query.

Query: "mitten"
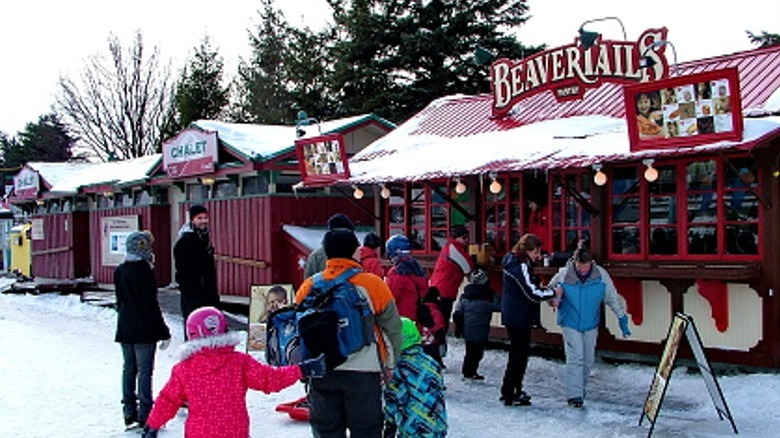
[618,315,631,338]
[299,354,327,378]
[141,426,158,438]
[158,339,171,351]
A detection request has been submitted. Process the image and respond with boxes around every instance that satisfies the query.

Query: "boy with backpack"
[294,225,403,437]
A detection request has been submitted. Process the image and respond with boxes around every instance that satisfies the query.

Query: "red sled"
[275,396,310,421]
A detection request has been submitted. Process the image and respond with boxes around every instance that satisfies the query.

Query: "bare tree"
[56,31,174,161]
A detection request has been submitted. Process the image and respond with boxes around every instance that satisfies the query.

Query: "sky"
[1,280,779,437]
[0,0,778,136]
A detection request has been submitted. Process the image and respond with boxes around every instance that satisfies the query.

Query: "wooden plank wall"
[89,205,172,287]
[31,212,90,279]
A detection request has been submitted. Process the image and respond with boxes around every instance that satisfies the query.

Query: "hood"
[178,222,194,238]
[461,283,493,301]
[178,331,243,362]
[358,246,379,259]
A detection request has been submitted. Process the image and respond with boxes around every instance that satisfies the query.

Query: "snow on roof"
[283,224,371,252]
[29,154,161,195]
[193,114,393,161]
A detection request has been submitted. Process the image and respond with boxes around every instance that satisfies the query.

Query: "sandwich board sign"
[639,312,737,437]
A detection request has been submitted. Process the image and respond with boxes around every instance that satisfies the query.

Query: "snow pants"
[309,370,383,438]
[561,326,598,399]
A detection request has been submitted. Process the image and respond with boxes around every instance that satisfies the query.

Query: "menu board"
[625,68,743,151]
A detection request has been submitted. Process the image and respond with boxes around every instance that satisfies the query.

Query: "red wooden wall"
[31,212,90,279]
[89,205,172,287]
[180,196,373,297]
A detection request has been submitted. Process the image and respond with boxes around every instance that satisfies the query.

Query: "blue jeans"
[121,343,156,422]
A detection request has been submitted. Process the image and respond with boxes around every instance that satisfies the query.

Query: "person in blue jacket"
[500,234,555,406]
[549,248,631,408]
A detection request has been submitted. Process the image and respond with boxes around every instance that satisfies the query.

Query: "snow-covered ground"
[1,288,777,437]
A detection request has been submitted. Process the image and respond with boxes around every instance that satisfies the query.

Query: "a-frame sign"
[639,312,738,437]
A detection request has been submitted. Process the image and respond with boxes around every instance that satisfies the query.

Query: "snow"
[283,224,372,252]
[1,289,777,437]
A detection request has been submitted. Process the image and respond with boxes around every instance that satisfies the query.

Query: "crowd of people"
[114,207,631,437]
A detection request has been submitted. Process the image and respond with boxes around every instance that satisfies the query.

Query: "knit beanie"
[189,204,208,220]
[125,231,154,263]
[401,317,422,350]
[327,213,355,231]
[322,229,360,259]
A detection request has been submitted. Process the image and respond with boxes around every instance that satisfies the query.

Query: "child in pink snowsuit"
[142,306,324,438]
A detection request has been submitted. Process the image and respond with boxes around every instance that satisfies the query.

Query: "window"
[483,175,521,255]
[609,155,760,260]
[242,176,268,195]
[551,171,592,254]
[214,180,238,198]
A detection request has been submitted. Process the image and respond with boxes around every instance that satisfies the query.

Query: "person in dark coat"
[499,234,555,406]
[174,204,219,321]
[114,230,171,430]
[454,269,500,380]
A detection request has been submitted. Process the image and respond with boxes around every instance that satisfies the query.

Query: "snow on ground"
[1,291,777,437]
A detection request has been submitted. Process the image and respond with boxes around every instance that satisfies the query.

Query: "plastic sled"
[275,396,310,422]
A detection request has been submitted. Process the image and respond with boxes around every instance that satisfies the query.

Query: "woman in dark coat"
[115,231,171,430]
[499,234,554,406]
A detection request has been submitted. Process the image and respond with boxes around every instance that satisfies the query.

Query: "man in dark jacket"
[115,230,170,430]
[174,204,219,321]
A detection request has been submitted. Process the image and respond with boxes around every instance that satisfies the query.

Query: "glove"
[158,339,171,351]
[299,354,327,379]
[618,315,631,338]
[141,426,158,438]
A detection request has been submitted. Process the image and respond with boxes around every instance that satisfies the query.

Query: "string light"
[380,184,391,199]
[593,164,607,186]
[454,177,467,194]
[353,186,365,199]
[488,172,502,194]
[643,158,659,182]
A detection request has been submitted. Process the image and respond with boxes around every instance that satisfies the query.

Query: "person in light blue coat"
[549,248,631,408]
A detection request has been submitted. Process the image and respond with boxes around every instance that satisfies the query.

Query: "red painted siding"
[89,206,172,287]
[31,212,90,279]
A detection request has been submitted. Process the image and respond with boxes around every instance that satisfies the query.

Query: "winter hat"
[322,229,360,259]
[385,234,412,260]
[188,204,208,220]
[327,213,355,231]
[401,317,422,350]
[470,269,488,285]
[125,231,154,262]
[363,232,382,249]
[186,306,228,340]
[451,225,469,239]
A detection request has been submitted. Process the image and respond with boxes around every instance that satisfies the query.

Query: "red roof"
[408,45,780,139]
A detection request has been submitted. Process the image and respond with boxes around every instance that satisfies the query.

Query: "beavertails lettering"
[490,28,669,116]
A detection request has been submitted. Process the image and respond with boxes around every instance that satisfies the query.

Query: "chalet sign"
[490,28,669,116]
[13,167,40,199]
[162,128,218,178]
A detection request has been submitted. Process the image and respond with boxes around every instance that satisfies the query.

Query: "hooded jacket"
[174,224,219,317]
[358,246,385,278]
[549,261,626,332]
[386,256,428,319]
[456,283,500,343]
[295,258,403,371]
[114,260,170,344]
[144,332,302,438]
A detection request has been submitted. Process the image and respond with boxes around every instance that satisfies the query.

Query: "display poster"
[100,215,139,267]
[30,218,44,241]
[295,133,350,185]
[247,284,294,352]
[640,312,737,437]
[625,68,743,151]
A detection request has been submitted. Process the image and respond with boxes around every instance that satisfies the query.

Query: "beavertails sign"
[490,28,669,116]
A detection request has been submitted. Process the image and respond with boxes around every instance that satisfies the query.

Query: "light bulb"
[353,187,364,199]
[644,166,659,182]
[489,179,502,194]
[455,180,467,194]
[380,185,391,199]
[594,170,607,186]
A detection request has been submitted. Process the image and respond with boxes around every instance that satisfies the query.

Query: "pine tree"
[747,30,780,48]
[0,114,75,167]
[174,36,230,130]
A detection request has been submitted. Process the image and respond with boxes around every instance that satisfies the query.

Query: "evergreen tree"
[747,30,780,48]
[327,0,543,123]
[0,114,75,167]
[174,36,230,130]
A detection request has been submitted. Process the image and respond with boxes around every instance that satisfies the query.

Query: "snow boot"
[567,397,584,408]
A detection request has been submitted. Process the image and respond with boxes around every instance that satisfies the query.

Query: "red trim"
[695,279,729,332]
[612,278,643,325]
